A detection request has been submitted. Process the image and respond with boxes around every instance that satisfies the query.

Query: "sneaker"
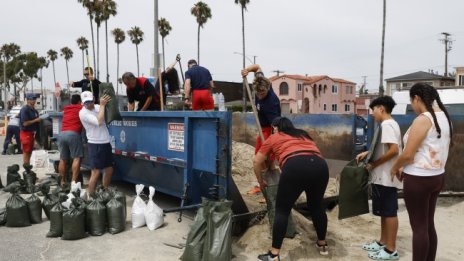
[362,241,384,252]
[257,251,280,261]
[368,248,399,260]
[247,185,261,195]
[316,242,329,256]
[1,151,6,155]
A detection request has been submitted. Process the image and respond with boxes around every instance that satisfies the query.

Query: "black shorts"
[371,184,398,217]
[88,143,113,170]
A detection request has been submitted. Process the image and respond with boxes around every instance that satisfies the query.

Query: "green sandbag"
[0,208,6,226]
[180,199,210,261]
[7,143,17,155]
[6,164,21,186]
[106,197,125,234]
[262,185,297,238]
[62,199,87,240]
[202,200,233,261]
[6,190,31,227]
[99,82,122,124]
[111,189,127,220]
[41,184,59,220]
[86,198,107,236]
[338,159,370,219]
[96,185,112,205]
[23,169,37,194]
[47,201,65,238]
[26,193,42,224]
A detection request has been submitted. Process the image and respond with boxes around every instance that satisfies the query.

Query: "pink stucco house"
[270,75,356,114]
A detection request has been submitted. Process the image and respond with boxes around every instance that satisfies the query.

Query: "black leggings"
[403,173,444,261]
[272,155,329,249]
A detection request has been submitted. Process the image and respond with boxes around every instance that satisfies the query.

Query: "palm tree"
[93,1,104,79]
[235,0,250,112]
[60,47,73,90]
[1,43,21,101]
[158,18,172,71]
[112,28,125,94]
[47,49,58,86]
[76,36,89,72]
[379,0,386,96]
[191,1,212,64]
[38,56,49,107]
[127,26,144,76]
[99,0,117,83]
[77,0,97,76]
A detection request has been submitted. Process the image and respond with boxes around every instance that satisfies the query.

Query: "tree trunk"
[241,6,246,112]
[96,25,100,79]
[31,78,34,93]
[89,17,96,76]
[52,61,56,85]
[197,24,200,65]
[136,44,140,77]
[116,43,119,95]
[162,37,166,71]
[379,0,386,96]
[105,21,109,83]
[65,61,70,92]
[81,50,85,72]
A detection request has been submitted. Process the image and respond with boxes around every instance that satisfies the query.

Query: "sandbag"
[26,193,42,224]
[99,82,122,124]
[86,197,107,236]
[63,182,86,208]
[262,184,297,238]
[145,186,164,231]
[62,199,86,240]
[47,196,67,238]
[106,197,125,234]
[202,200,233,261]
[131,184,146,228]
[96,185,112,205]
[111,188,127,220]
[41,184,59,219]
[338,159,370,219]
[23,170,38,194]
[6,164,21,186]
[0,208,6,226]
[0,172,3,189]
[6,190,31,227]
[180,199,209,261]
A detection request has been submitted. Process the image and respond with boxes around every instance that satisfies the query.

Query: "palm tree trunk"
[162,37,166,71]
[379,0,386,96]
[65,61,70,92]
[97,26,100,79]
[52,61,56,85]
[136,44,140,76]
[81,50,85,72]
[241,6,246,112]
[31,78,34,93]
[89,17,96,75]
[116,43,120,95]
[197,24,200,65]
[105,21,109,83]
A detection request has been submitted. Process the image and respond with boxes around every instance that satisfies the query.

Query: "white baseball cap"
[81,91,94,103]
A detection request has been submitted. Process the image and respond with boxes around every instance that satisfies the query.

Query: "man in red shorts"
[183,59,215,110]
[19,93,42,166]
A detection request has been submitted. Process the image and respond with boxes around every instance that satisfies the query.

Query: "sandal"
[362,241,384,252]
[368,248,399,260]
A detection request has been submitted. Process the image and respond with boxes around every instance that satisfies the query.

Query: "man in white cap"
[78,91,113,195]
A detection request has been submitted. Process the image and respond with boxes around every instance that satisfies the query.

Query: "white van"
[392,89,464,115]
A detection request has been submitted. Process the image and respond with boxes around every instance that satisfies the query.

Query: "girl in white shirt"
[391,83,452,261]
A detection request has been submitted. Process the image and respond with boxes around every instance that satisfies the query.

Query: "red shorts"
[192,89,214,110]
[20,130,35,154]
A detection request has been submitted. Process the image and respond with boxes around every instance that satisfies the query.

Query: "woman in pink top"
[391,83,452,261]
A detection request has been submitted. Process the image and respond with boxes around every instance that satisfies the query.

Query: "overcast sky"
[1,0,463,93]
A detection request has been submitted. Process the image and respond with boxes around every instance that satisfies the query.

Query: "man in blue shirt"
[183,59,215,110]
[70,67,101,104]
[19,93,42,166]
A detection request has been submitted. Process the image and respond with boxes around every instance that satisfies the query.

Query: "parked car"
[7,105,22,118]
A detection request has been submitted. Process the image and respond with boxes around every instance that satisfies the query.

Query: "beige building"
[385,71,455,96]
[456,67,464,86]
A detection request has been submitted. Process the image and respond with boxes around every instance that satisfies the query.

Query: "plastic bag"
[145,186,164,231]
[26,193,42,224]
[106,197,125,234]
[99,82,122,124]
[6,164,21,186]
[6,189,31,227]
[47,195,67,238]
[63,182,85,208]
[86,197,107,236]
[62,199,87,240]
[202,200,233,261]
[0,208,6,226]
[30,149,48,169]
[131,184,146,228]
[42,184,59,219]
[180,199,209,261]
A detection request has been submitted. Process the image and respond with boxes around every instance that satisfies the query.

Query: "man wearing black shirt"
[122,72,160,111]
[70,67,101,104]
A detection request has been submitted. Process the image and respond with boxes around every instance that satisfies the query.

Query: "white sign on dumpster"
[168,123,184,152]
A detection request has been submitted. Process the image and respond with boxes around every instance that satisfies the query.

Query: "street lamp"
[233,52,257,64]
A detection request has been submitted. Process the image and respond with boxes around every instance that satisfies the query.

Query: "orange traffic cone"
[0,127,5,136]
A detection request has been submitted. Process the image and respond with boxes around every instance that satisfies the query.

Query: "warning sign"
[168,123,184,152]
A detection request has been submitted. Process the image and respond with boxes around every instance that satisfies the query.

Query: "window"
[279,82,289,95]
[323,85,327,94]
[323,104,327,111]
[297,83,302,92]
[345,104,350,112]
[459,75,464,86]
[345,86,353,94]
[332,85,338,93]
[331,104,337,112]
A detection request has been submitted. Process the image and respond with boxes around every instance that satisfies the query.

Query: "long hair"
[409,83,453,140]
[271,117,312,140]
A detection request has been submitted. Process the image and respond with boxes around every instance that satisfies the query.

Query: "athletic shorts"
[20,130,35,154]
[371,184,398,217]
[192,89,214,110]
[58,131,84,160]
[88,143,113,170]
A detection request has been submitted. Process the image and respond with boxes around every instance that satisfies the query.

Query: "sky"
[1,0,463,94]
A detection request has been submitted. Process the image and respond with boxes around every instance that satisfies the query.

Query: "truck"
[392,88,464,115]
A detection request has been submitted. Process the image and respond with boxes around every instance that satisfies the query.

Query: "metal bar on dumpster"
[163,204,201,213]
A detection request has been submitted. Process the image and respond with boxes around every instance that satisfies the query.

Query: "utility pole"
[440,32,453,77]
[360,76,367,95]
[3,56,6,112]
[272,70,285,77]
[153,0,160,75]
